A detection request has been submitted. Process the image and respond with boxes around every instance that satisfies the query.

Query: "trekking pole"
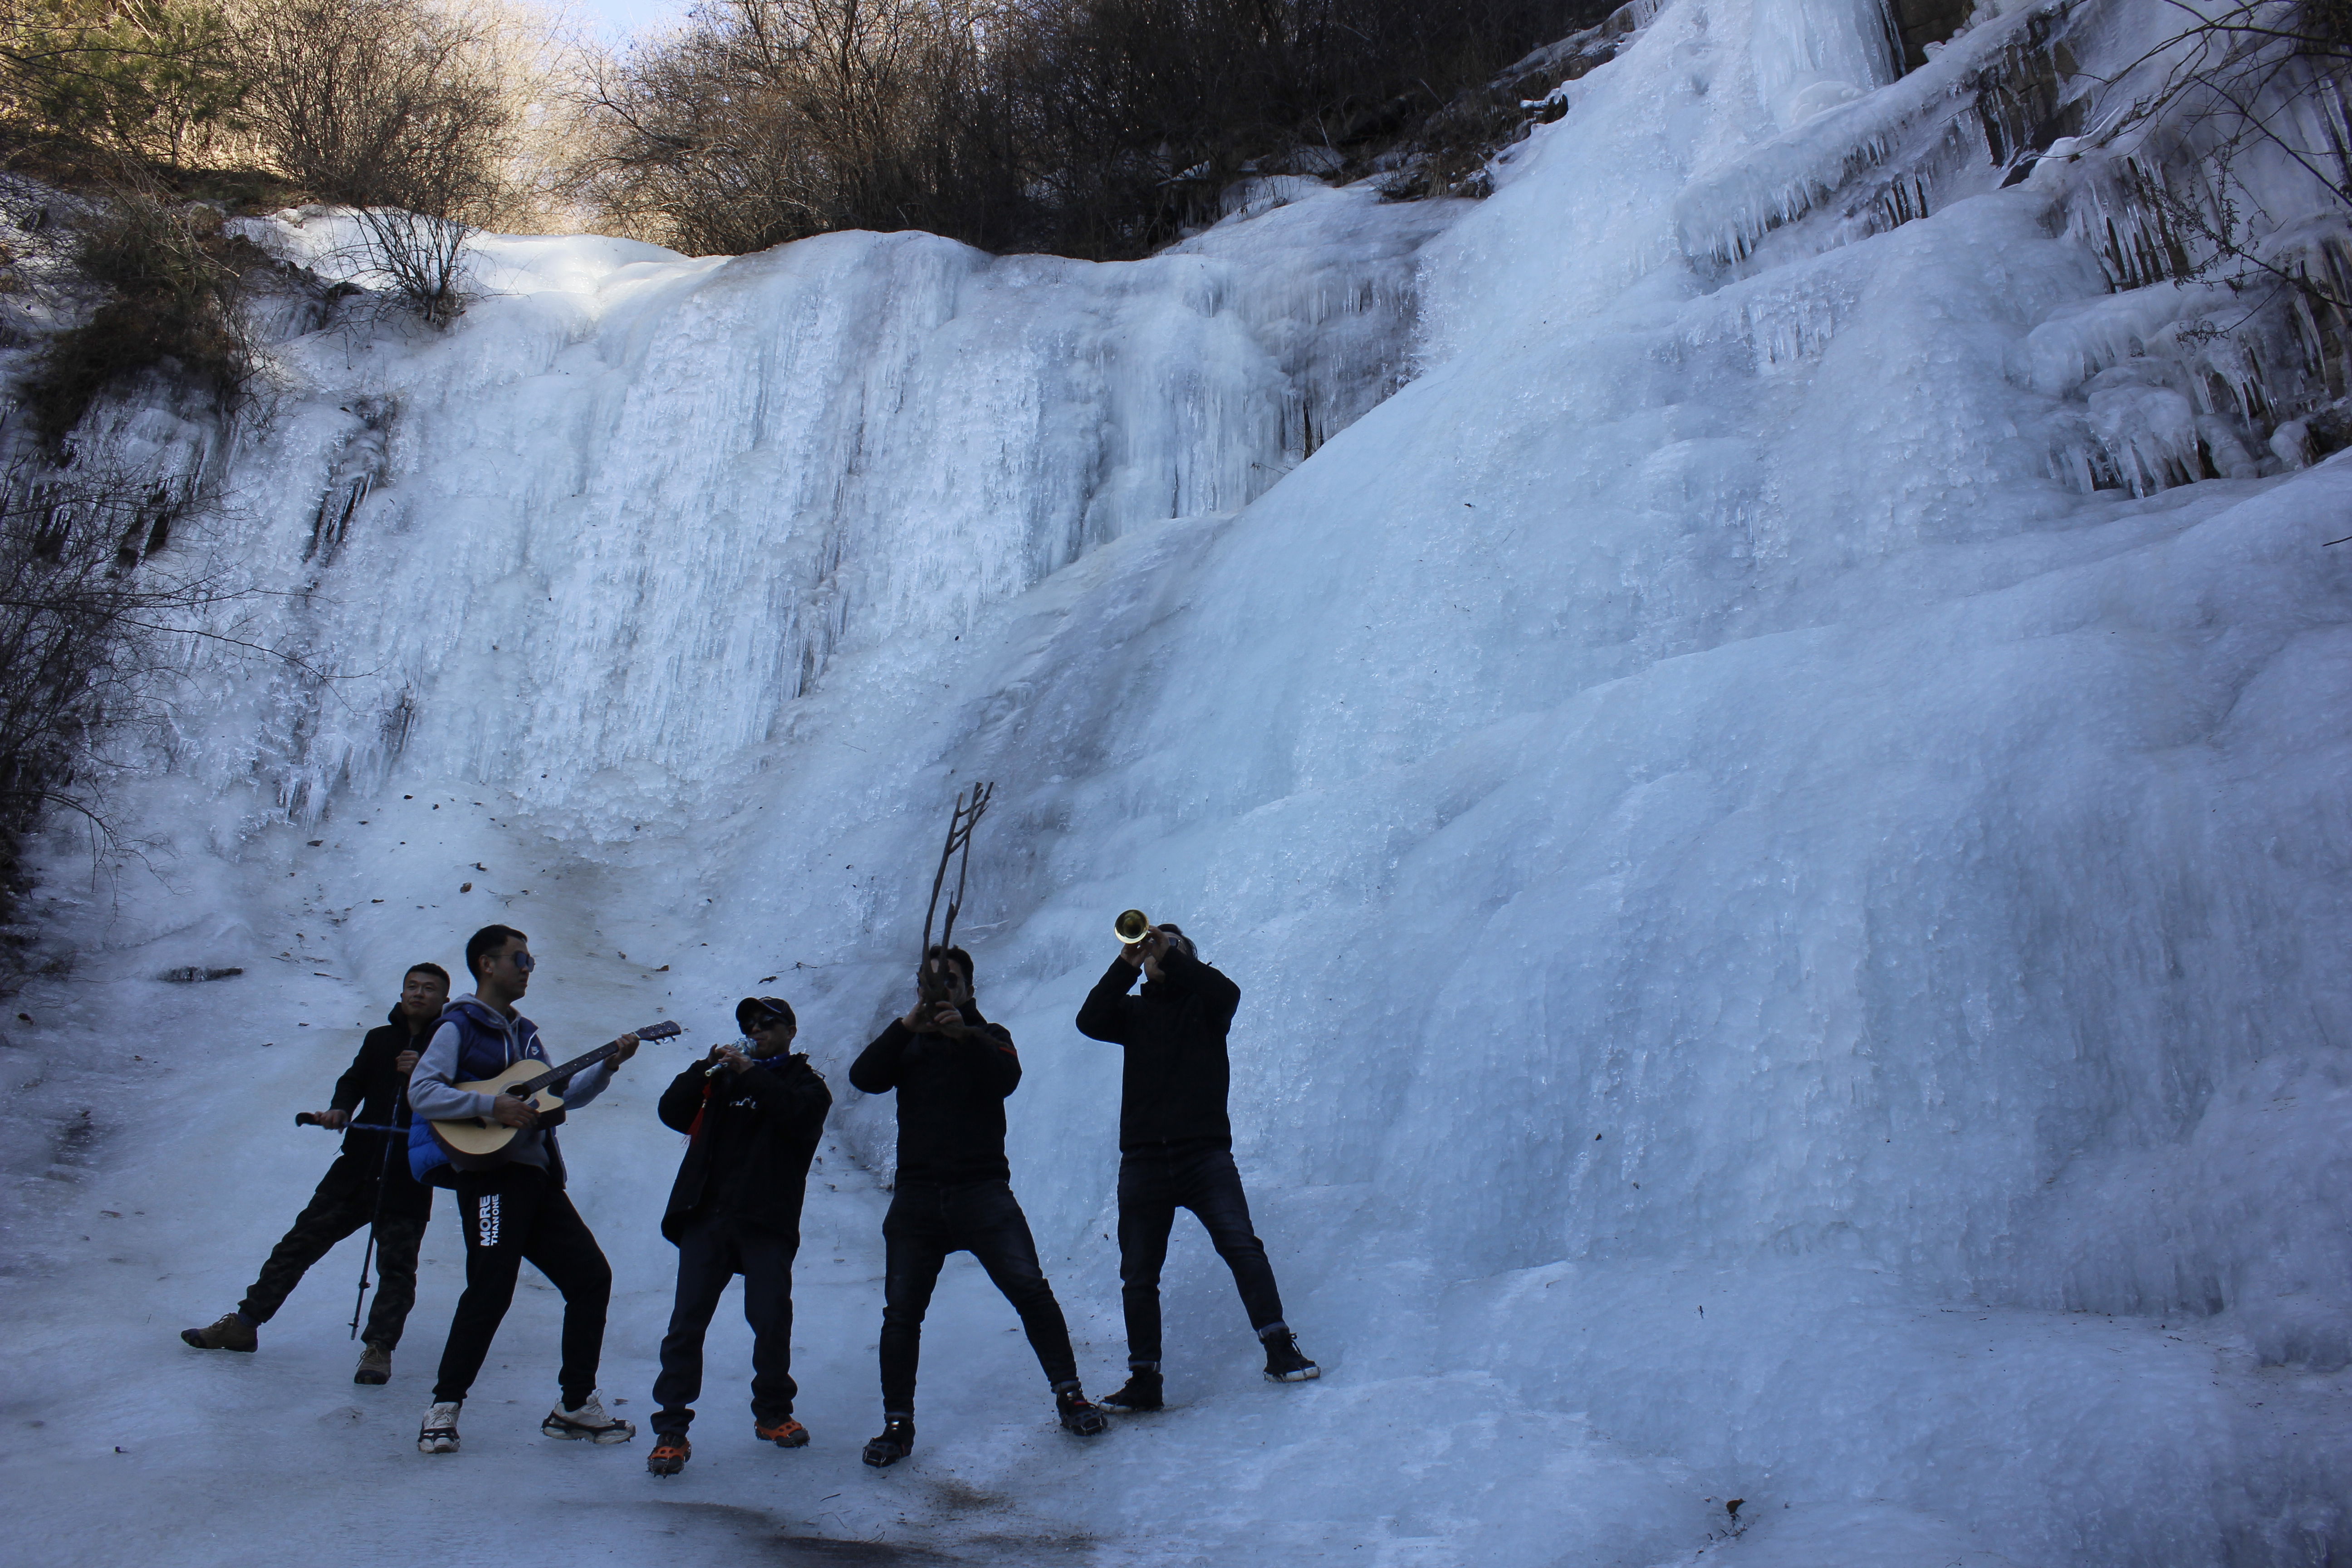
[349,1115,402,1341]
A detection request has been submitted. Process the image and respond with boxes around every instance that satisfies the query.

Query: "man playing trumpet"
[1077,913,1318,1411]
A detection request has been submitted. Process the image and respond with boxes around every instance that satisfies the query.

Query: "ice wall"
[19,0,2352,1560]
[127,185,1452,825]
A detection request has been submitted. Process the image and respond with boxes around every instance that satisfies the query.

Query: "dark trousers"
[1117,1145,1285,1364]
[652,1212,800,1436]
[431,1162,612,1409]
[879,1179,1077,1411]
[240,1147,431,1349]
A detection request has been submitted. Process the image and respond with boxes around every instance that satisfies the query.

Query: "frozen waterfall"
[5,0,2348,1561]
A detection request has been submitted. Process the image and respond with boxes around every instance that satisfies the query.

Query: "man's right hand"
[491,1094,539,1129]
[308,1108,348,1130]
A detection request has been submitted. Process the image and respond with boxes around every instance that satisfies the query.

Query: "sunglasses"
[504,950,536,973]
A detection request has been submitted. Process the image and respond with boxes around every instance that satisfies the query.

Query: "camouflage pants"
[239,1146,432,1349]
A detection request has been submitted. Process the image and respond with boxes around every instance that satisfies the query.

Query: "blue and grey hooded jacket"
[406,993,617,1186]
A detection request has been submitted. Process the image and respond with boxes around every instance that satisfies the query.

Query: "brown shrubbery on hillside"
[574,0,1597,259]
[2,0,1602,264]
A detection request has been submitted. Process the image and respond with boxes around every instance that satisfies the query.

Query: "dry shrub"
[230,0,520,320]
[578,0,1596,260]
[29,185,256,446]
[0,454,242,906]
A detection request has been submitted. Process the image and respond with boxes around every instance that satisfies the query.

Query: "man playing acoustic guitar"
[407,924,640,1455]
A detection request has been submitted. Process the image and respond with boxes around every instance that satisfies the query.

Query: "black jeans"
[652,1212,800,1436]
[431,1162,612,1409]
[1117,1145,1285,1364]
[240,1146,431,1349]
[879,1179,1077,1411]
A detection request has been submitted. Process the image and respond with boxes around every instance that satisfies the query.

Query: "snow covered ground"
[5,0,2351,1561]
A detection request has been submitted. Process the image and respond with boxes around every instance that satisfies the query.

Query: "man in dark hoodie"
[1075,920,1317,1412]
[180,963,450,1385]
[847,946,1106,1467]
[643,995,832,1477]
[406,924,639,1455]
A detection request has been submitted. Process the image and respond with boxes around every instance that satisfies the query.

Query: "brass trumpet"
[1113,909,1154,946]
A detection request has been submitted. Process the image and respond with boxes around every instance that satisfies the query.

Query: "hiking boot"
[543,1391,636,1444]
[862,1415,915,1467]
[418,1400,461,1454]
[756,1416,809,1448]
[354,1343,392,1385]
[1262,1329,1319,1383]
[1100,1368,1164,1412]
[1055,1384,1107,1437]
[647,1435,690,1476]
[180,1312,256,1352]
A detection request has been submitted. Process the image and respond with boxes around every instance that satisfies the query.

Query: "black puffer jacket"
[1074,946,1243,1153]
[333,1006,436,1179]
[848,1002,1021,1186]
[657,1053,833,1242]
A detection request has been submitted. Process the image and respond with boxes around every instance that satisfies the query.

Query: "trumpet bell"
[1113,909,1153,946]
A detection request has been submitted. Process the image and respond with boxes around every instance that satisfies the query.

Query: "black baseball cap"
[735,996,797,1033]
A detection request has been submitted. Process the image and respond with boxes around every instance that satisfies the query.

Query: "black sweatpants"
[879,1179,1077,1412]
[651,1213,800,1436]
[240,1146,431,1349]
[431,1162,612,1409]
[1117,1145,1285,1365]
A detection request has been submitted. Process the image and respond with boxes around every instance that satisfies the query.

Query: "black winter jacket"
[333,1007,436,1178]
[1074,947,1243,1153]
[657,1053,832,1242]
[848,1002,1021,1186]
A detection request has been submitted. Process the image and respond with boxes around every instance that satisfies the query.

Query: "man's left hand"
[612,1033,640,1064]
[393,1049,420,1074]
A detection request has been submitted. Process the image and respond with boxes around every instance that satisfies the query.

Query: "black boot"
[1261,1328,1319,1383]
[1054,1383,1107,1437]
[862,1415,916,1467]
[1100,1367,1163,1412]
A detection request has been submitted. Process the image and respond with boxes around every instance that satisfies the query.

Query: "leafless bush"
[577,0,1593,260]
[0,454,253,898]
[2097,0,2352,307]
[232,0,517,321]
[573,0,1003,256]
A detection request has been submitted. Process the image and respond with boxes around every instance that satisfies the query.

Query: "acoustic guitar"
[427,1020,683,1169]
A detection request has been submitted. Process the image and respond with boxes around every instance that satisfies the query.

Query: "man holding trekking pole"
[180,962,450,1385]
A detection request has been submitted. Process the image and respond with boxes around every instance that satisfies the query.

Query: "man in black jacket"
[180,962,449,1384]
[847,946,1105,1466]
[645,995,833,1476]
[1075,921,1317,1411]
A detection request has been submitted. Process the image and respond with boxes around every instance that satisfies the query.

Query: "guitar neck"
[511,1038,628,1095]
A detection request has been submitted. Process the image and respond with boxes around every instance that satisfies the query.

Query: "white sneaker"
[418,1400,461,1454]
[543,1391,635,1444]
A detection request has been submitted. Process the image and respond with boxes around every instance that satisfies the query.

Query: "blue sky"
[570,0,691,42]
